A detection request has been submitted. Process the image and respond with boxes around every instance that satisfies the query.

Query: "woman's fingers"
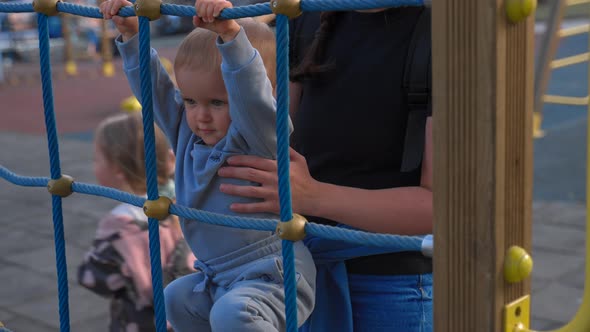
[220,183,275,199]
[218,166,277,185]
[225,155,278,172]
[230,201,278,214]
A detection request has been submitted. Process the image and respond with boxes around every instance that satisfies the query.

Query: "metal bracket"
[504,295,530,332]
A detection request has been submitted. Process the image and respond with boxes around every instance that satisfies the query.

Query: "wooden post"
[431,0,534,331]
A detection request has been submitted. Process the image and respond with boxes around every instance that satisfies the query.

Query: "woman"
[218,7,433,332]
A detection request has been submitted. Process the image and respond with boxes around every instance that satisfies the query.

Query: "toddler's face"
[176,68,231,146]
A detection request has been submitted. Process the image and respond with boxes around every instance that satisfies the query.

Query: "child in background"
[78,112,195,332]
[99,0,316,330]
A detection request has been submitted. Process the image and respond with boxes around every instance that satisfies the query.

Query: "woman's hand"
[99,0,138,42]
[218,148,319,215]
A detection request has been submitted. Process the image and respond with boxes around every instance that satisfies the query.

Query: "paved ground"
[0,19,589,332]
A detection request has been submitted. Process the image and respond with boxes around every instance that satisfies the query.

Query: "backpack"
[400,7,432,172]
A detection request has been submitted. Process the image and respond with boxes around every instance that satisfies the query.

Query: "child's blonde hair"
[95,112,172,195]
[174,18,276,88]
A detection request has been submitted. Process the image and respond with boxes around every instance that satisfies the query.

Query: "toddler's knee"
[163,280,185,322]
[209,297,249,331]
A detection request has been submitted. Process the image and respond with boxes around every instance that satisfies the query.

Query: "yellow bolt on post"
[134,0,162,21]
[47,175,74,197]
[504,245,533,283]
[506,0,537,23]
[33,0,60,16]
[276,213,307,241]
[270,0,301,19]
[143,196,172,220]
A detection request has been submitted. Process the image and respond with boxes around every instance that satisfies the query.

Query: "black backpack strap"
[400,7,432,172]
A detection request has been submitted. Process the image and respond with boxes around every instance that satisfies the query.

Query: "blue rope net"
[0,0,429,331]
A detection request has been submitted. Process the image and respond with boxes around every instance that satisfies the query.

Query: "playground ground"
[0,20,589,331]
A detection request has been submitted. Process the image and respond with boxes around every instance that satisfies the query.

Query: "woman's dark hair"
[290,12,342,81]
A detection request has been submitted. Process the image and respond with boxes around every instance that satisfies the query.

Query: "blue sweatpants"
[349,273,433,332]
[164,235,316,332]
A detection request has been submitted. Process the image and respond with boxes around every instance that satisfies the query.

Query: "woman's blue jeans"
[348,273,433,332]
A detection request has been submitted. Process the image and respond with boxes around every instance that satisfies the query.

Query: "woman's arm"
[218,117,433,235]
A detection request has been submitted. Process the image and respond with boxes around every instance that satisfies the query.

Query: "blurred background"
[0,0,589,331]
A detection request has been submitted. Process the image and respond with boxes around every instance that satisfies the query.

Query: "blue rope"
[0,167,48,187]
[0,166,425,253]
[0,2,33,13]
[138,17,167,332]
[306,223,424,250]
[37,13,70,332]
[162,2,272,18]
[274,14,298,332]
[57,2,103,18]
[0,0,428,20]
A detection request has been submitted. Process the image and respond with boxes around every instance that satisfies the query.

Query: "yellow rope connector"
[276,213,307,241]
[47,175,74,197]
[134,0,162,21]
[143,196,172,220]
[270,0,301,19]
[506,0,537,23]
[33,0,60,16]
[504,246,533,283]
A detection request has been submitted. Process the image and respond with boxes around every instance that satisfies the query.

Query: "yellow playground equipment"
[500,0,590,330]
[534,0,590,137]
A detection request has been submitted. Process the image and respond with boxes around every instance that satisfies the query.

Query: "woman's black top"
[289,8,432,275]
